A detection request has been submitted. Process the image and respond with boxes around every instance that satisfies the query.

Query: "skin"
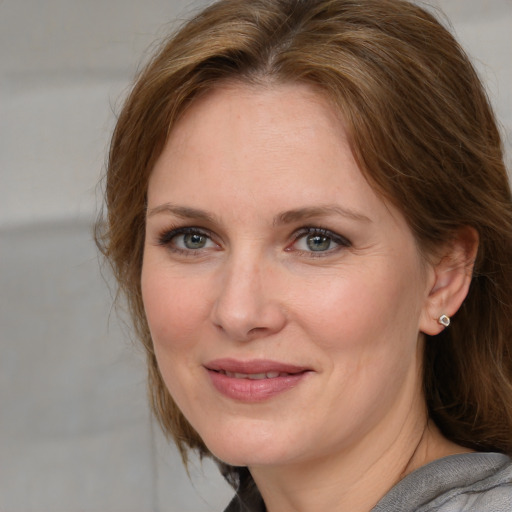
[141,82,474,511]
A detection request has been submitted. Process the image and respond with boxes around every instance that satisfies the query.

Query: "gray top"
[225,452,512,511]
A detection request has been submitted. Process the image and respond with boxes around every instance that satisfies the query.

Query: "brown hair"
[96,0,512,486]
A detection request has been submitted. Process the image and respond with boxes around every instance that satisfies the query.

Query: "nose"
[210,253,287,342]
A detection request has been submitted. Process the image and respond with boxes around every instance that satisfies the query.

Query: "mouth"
[217,370,298,380]
[204,359,311,402]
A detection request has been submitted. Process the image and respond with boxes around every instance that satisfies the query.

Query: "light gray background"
[1,1,511,511]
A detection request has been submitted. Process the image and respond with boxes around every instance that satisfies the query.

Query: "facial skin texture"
[142,83,469,511]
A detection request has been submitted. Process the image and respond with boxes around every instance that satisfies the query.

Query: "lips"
[205,358,308,375]
[205,358,311,402]
[222,370,286,380]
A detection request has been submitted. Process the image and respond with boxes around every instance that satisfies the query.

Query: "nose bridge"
[211,245,285,341]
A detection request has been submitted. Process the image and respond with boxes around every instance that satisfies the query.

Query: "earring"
[438,314,450,327]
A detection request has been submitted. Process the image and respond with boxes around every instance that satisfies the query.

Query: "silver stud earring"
[438,314,450,327]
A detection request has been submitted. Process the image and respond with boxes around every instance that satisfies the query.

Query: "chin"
[210,446,288,469]
[197,418,296,468]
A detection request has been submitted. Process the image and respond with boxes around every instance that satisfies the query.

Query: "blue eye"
[304,234,333,251]
[292,228,350,254]
[158,227,216,252]
[181,232,208,249]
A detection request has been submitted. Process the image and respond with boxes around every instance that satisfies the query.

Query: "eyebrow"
[147,203,371,225]
[273,205,371,226]
[146,204,219,223]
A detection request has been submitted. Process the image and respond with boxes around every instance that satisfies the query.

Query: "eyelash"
[156,226,351,257]
[289,227,351,257]
[157,226,217,256]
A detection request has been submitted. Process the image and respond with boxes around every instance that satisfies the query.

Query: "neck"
[249,408,467,512]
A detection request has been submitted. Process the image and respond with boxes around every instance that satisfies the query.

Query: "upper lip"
[204,358,310,375]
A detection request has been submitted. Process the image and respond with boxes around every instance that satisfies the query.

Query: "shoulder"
[372,452,512,512]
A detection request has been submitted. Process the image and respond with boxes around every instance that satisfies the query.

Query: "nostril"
[248,326,267,335]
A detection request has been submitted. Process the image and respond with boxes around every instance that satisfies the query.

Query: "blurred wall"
[1,1,510,511]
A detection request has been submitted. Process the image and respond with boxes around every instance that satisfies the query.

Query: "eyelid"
[288,226,352,254]
[156,225,219,251]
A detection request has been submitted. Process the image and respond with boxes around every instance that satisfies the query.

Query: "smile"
[205,359,311,402]
[221,371,288,380]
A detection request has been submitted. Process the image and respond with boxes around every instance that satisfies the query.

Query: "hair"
[96,0,512,489]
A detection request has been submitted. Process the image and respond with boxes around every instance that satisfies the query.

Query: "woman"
[96,0,512,510]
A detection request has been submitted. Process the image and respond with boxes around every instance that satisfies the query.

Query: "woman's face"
[142,83,436,468]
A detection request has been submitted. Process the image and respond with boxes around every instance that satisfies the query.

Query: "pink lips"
[204,358,310,402]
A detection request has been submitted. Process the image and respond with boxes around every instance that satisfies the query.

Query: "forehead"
[148,82,406,231]
[151,83,355,193]
[164,81,344,162]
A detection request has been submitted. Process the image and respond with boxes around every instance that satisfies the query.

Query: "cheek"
[141,264,210,413]
[288,262,425,359]
[141,264,209,353]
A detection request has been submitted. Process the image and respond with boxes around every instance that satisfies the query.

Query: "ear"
[419,226,479,335]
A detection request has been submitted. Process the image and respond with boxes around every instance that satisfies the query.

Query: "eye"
[179,232,210,250]
[290,228,350,254]
[301,233,333,252]
[157,227,218,252]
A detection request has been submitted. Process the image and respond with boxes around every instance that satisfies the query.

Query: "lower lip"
[207,370,308,402]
